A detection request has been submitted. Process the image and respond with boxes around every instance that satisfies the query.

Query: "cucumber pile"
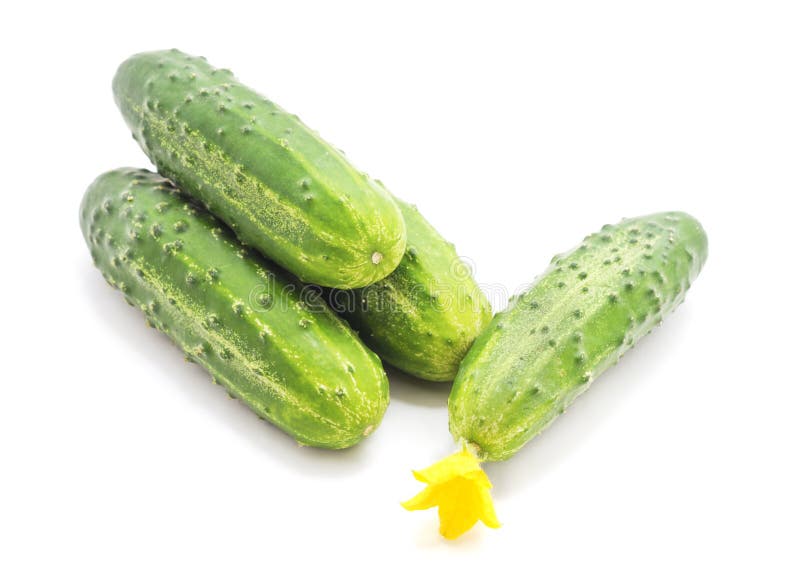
[82,49,707,539]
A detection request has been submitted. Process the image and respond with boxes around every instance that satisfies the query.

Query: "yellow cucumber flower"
[402,445,500,539]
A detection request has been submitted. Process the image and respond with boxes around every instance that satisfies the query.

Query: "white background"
[2,1,798,567]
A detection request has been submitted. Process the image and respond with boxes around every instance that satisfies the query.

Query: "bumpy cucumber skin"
[449,212,707,461]
[332,198,492,381]
[112,49,406,289]
[80,168,389,449]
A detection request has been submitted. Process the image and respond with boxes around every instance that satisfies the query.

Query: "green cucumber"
[80,168,389,448]
[331,198,492,381]
[112,49,406,289]
[449,212,707,461]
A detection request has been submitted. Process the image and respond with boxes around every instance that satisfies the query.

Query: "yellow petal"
[437,477,482,539]
[477,485,501,529]
[411,446,480,484]
[401,485,441,511]
[402,446,500,540]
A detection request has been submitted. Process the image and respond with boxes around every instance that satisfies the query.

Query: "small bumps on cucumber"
[331,198,492,381]
[112,49,406,289]
[449,212,707,461]
[80,168,389,448]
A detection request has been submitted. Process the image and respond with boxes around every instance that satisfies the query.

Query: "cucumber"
[330,198,492,381]
[449,212,707,461]
[80,168,389,448]
[112,49,406,289]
